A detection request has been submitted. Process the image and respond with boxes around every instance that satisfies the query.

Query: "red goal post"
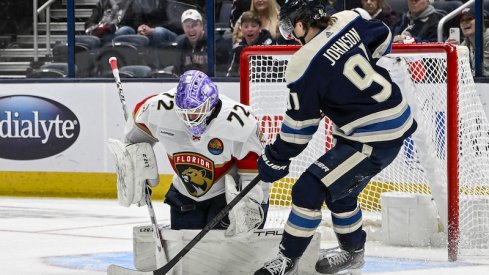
[239,43,489,261]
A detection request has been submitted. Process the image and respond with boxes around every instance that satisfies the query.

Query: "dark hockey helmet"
[279,0,336,40]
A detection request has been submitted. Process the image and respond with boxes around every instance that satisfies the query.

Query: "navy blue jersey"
[272,10,417,160]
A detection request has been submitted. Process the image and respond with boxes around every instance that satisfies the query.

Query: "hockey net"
[240,44,489,261]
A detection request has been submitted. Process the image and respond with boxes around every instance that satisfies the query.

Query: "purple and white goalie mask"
[175,70,219,137]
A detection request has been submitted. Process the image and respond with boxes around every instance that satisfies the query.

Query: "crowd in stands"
[0,0,487,78]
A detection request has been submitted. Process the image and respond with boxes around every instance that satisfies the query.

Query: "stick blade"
[107,264,152,275]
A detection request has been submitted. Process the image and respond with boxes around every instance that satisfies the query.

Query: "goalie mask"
[279,0,335,41]
[175,70,219,137]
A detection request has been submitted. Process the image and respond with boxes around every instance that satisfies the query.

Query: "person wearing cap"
[360,0,399,30]
[446,7,489,76]
[392,0,444,43]
[173,9,208,76]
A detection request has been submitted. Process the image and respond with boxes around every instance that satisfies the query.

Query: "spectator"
[250,0,281,40]
[86,0,176,46]
[164,0,224,35]
[174,9,208,76]
[360,0,399,29]
[85,0,134,44]
[230,0,252,31]
[230,0,286,31]
[226,11,275,77]
[446,7,489,76]
[115,0,178,47]
[134,23,177,47]
[392,0,444,43]
[232,0,286,44]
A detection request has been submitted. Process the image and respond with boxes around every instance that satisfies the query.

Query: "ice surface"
[1,197,488,275]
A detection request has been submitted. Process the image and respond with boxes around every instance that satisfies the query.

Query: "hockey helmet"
[279,0,335,40]
[175,70,219,137]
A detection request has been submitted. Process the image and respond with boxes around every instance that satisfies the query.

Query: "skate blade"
[107,264,153,275]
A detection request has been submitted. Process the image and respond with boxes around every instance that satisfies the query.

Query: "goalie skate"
[315,246,364,275]
[254,252,299,275]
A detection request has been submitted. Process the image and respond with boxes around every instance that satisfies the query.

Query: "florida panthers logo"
[173,152,215,197]
[181,167,213,196]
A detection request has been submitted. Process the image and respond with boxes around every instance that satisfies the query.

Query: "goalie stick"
[108,57,168,265]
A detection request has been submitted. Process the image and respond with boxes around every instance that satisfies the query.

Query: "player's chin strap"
[292,27,308,45]
[293,25,327,45]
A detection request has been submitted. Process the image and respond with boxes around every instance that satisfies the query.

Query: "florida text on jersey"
[132,89,264,202]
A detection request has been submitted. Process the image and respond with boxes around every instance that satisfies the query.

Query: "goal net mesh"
[242,44,489,257]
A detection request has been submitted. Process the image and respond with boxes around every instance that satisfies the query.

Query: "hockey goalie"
[106,70,322,274]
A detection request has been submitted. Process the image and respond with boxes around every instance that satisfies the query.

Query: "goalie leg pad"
[107,139,159,207]
[133,225,174,272]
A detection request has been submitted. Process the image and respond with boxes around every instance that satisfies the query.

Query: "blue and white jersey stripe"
[331,204,363,234]
[280,115,321,145]
[334,113,415,144]
[284,204,322,238]
[338,97,410,135]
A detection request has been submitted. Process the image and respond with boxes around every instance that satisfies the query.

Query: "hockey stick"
[152,175,261,275]
[108,57,168,261]
[109,57,129,121]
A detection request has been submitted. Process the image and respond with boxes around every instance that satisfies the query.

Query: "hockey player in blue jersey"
[254,0,417,274]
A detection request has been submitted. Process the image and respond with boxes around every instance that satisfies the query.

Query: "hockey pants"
[280,139,401,258]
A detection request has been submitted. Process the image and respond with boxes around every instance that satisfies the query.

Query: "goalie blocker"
[128,225,321,275]
[106,139,160,207]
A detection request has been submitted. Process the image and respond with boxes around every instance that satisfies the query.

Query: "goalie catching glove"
[224,175,264,237]
[106,139,159,207]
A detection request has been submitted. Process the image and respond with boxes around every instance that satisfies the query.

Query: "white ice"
[1,197,488,275]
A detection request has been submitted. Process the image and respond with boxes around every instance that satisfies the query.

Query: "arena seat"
[389,0,408,15]
[112,35,150,48]
[96,35,151,76]
[51,35,101,77]
[75,35,101,49]
[27,62,77,78]
[119,65,153,78]
[433,1,463,14]
[433,1,463,39]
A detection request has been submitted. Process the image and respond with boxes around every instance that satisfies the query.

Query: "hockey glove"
[224,175,264,237]
[258,145,290,183]
[106,139,159,207]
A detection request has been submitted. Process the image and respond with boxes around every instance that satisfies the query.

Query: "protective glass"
[279,18,295,40]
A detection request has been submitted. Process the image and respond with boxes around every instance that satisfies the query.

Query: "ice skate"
[254,252,299,275]
[315,246,364,274]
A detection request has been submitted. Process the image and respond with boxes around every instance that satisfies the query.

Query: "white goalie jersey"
[124,88,266,202]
